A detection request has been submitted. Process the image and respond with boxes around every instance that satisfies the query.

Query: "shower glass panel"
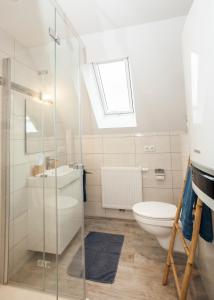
[55,10,84,299]
[8,0,57,293]
[0,0,84,299]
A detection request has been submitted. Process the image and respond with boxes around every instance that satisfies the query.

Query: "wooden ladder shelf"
[162,162,203,300]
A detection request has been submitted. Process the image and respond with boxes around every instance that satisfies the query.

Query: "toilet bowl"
[133,201,184,253]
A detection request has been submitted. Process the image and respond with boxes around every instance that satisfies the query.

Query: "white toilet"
[133,201,184,253]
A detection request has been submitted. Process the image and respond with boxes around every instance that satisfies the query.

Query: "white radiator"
[101,167,142,210]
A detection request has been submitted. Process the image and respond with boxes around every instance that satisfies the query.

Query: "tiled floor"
[9,229,85,299]
[7,217,208,300]
[0,285,66,300]
[85,217,208,300]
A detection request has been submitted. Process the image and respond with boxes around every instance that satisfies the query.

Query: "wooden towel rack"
[162,161,203,300]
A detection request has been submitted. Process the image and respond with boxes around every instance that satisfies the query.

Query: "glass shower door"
[0,1,85,299]
[6,0,58,295]
[55,9,85,300]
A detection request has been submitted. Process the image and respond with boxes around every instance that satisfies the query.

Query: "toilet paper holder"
[155,168,165,175]
[155,168,165,181]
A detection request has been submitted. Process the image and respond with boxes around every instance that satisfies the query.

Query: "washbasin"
[28,165,82,188]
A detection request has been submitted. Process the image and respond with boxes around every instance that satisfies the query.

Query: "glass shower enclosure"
[0,1,85,299]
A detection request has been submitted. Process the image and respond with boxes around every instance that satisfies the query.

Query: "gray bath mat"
[67,231,124,284]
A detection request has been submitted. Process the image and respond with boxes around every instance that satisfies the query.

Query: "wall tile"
[142,170,172,188]
[56,122,65,139]
[83,154,103,169]
[136,153,171,170]
[143,188,173,204]
[171,153,183,170]
[67,153,75,164]
[86,169,101,186]
[12,115,25,140]
[103,136,135,154]
[103,154,135,167]
[12,164,30,192]
[12,140,28,165]
[25,137,42,154]
[170,135,182,153]
[135,135,170,153]
[155,135,171,152]
[74,136,81,155]
[172,170,183,188]
[173,188,181,204]
[181,133,190,155]
[57,154,67,166]
[82,136,103,153]
[86,186,102,203]
[181,154,190,176]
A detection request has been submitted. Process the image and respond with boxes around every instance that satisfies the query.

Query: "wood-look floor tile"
[8,217,208,300]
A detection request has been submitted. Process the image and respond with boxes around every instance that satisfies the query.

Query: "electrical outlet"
[149,145,156,152]
[144,145,150,152]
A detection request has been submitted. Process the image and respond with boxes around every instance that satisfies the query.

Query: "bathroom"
[0,0,213,299]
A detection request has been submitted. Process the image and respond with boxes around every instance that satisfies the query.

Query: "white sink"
[28,165,82,188]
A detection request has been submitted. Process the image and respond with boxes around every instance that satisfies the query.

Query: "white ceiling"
[0,0,193,47]
[57,0,193,35]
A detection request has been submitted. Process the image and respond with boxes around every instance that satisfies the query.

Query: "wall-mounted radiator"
[101,167,142,210]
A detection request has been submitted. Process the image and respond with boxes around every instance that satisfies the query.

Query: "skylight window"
[93,58,134,115]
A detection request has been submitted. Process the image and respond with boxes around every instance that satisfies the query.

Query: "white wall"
[182,1,214,298]
[82,16,187,134]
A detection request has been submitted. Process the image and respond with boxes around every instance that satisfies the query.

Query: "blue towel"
[180,167,213,242]
[180,168,197,240]
[200,203,213,242]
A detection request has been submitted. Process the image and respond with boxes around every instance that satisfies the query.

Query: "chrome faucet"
[45,156,55,170]
[69,163,83,169]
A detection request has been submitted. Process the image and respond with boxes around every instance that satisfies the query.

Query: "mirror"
[25,99,54,154]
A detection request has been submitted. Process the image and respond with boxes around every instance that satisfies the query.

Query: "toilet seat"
[133,201,177,220]
[133,201,177,227]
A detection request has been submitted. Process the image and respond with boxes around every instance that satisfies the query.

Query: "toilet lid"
[133,201,177,220]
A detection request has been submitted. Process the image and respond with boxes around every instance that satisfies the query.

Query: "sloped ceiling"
[57,0,193,35]
[81,17,187,134]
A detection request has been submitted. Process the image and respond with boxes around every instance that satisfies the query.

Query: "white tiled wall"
[81,132,189,219]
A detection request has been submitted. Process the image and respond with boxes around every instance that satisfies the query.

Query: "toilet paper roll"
[156,175,165,181]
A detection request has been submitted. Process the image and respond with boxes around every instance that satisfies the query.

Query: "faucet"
[69,163,83,169]
[45,156,55,170]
